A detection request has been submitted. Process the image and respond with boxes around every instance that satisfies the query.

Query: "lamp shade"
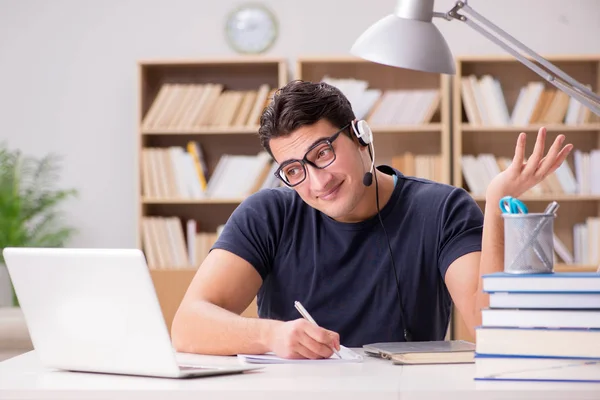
[350,14,456,75]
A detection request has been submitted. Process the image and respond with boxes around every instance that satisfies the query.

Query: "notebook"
[363,340,475,365]
[237,345,364,364]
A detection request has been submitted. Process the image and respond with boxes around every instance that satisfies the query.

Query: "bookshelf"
[137,57,288,331]
[296,56,451,185]
[452,54,600,342]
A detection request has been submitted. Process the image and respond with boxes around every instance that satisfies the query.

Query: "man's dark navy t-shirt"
[212,166,484,346]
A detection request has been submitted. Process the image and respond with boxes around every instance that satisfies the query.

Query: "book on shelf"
[391,152,444,183]
[141,144,281,200]
[475,271,600,383]
[574,149,600,195]
[320,76,440,126]
[141,216,223,269]
[460,152,600,196]
[573,216,600,265]
[460,74,597,126]
[141,82,274,131]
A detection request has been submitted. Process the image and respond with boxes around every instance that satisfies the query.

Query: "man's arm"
[446,128,572,339]
[171,249,340,358]
[444,204,503,338]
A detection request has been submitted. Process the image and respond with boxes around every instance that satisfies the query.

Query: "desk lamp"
[350,0,600,116]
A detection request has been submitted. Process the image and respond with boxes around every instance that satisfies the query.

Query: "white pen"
[294,300,341,359]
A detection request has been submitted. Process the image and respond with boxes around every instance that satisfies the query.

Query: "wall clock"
[225,3,278,54]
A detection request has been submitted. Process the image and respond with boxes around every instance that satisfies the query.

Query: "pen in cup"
[294,300,341,359]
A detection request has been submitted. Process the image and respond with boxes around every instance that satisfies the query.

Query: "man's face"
[270,119,370,222]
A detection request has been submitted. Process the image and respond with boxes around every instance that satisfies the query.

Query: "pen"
[294,300,341,359]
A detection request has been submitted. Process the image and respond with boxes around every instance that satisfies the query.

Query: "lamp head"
[350,0,456,75]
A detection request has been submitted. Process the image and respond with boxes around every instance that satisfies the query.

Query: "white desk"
[0,350,598,400]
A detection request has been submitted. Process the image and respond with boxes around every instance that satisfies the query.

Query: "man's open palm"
[487,127,573,201]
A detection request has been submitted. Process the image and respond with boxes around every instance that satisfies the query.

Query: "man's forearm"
[473,198,505,329]
[171,300,280,356]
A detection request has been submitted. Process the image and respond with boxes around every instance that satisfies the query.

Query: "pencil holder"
[502,213,555,274]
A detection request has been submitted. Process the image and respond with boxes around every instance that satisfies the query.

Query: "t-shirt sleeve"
[210,189,282,280]
[437,187,484,278]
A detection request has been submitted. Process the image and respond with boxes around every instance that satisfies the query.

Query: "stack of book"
[474,272,600,383]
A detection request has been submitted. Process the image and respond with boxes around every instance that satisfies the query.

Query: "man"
[171,80,572,360]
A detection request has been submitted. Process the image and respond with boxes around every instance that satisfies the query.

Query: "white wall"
[0,0,599,248]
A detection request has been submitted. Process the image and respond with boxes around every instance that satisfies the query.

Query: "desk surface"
[1,350,599,400]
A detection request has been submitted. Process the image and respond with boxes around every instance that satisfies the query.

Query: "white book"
[554,162,578,194]
[468,75,490,125]
[186,219,196,267]
[553,233,574,264]
[354,88,381,121]
[481,308,600,329]
[168,147,189,199]
[509,86,527,125]
[591,150,600,194]
[489,292,600,309]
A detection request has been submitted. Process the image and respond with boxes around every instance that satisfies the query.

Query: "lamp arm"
[436,1,600,117]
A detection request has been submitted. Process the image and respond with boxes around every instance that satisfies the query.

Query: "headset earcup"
[351,120,373,147]
[357,120,373,145]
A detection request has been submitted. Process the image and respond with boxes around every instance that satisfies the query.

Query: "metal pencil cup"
[502,213,555,274]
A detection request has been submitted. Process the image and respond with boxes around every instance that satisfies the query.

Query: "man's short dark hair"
[258,80,356,157]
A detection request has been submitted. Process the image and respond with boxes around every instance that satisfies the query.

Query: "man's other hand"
[486,127,573,202]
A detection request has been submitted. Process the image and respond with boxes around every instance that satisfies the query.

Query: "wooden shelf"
[451,54,600,344]
[370,124,444,133]
[461,123,600,132]
[138,57,288,325]
[142,127,260,135]
[142,198,244,205]
[141,124,445,135]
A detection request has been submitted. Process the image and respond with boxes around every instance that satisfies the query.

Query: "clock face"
[225,4,278,54]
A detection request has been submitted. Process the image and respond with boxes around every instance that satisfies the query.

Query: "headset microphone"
[363,171,373,186]
[363,146,374,186]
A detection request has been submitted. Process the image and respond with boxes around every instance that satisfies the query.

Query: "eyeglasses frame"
[273,123,350,188]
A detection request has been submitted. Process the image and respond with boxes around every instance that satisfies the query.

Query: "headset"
[350,119,413,342]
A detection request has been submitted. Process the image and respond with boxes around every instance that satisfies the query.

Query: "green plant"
[0,142,78,306]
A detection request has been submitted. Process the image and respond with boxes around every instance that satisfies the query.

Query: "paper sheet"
[237,345,364,364]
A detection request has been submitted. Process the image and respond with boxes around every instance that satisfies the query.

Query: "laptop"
[2,247,263,378]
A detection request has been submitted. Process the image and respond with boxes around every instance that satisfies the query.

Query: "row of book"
[141,83,274,131]
[552,217,600,266]
[320,76,440,125]
[141,145,280,200]
[461,150,600,196]
[141,216,223,269]
[475,272,600,383]
[141,145,452,200]
[460,75,596,126]
[390,153,444,183]
[141,76,596,130]
[573,217,600,265]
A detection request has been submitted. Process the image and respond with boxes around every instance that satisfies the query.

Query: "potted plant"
[0,142,78,307]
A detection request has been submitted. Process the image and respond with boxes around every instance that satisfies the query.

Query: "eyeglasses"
[274,124,349,187]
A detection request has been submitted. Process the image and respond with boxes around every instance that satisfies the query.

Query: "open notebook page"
[237,345,364,364]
